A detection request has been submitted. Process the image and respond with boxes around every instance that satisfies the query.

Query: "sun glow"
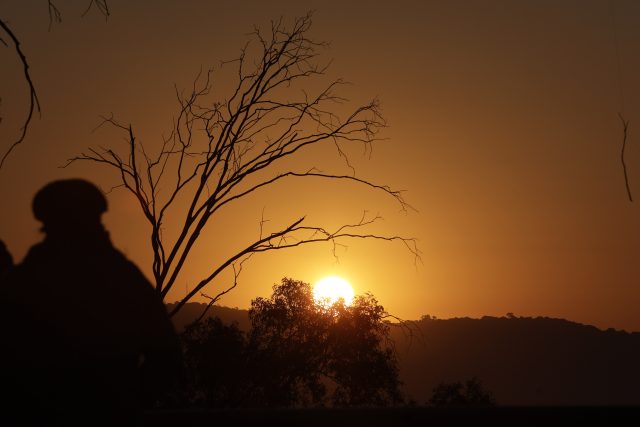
[313,276,355,307]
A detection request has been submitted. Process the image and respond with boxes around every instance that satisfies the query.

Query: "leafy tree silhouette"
[180,278,403,408]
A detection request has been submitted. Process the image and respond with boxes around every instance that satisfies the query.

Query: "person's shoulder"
[0,244,45,299]
[107,247,157,290]
[20,241,48,263]
[4,242,48,281]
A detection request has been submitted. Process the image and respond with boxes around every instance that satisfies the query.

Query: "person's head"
[32,179,108,236]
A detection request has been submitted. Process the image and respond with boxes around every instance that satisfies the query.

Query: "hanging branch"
[0,1,110,169]
[81,1,110,19]
[0,19,41,169]
[618,113,633,202]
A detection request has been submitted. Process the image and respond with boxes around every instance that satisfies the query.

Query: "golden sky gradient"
[1,1,639,330]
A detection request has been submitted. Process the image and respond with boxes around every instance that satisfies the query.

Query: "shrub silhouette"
[429,377,496,407]
[181,318,249,408]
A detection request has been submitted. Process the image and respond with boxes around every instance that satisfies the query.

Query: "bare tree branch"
[0,1,110,169]
[0,19,41,169]
[47,1,63,30]
[81,0,110,19]
[195,256,252,323]
[618,113,633,202]
[68,13,418,316]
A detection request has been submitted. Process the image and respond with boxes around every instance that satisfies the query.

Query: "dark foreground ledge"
[143,406,640,427]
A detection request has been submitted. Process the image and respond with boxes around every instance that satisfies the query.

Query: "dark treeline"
[174,304,640,407]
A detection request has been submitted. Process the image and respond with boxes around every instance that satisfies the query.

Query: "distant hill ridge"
[395,315,640,406]
[167,303,640,406]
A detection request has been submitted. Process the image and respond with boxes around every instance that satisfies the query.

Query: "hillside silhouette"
[395,316,640,406]
[172,303,640,406]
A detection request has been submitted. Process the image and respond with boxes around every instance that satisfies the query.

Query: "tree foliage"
[180,278,403,408]
[180,317,250,408]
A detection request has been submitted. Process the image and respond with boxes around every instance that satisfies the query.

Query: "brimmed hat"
[32,179,107,227]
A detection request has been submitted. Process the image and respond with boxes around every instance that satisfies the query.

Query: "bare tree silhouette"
[67,13,418,317]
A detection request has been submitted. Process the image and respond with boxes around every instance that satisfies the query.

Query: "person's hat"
[32,179,108,226]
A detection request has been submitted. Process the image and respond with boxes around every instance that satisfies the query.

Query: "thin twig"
[618,113,633,202]
[0,19,41,169]
[1,1,110,169]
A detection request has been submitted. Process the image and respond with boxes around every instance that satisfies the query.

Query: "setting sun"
[313,276,355,307]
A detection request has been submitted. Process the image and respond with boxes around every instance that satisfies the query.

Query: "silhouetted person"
[1,179,183,426]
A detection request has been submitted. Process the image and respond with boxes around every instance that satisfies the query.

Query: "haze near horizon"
[1,0,639,331]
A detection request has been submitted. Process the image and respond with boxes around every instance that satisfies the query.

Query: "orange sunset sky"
[1,1,639,331]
